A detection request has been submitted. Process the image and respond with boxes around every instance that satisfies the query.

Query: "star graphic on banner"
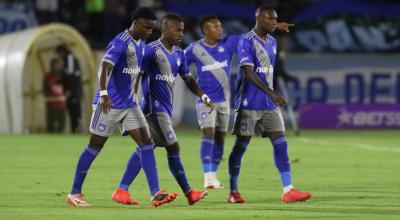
[336,108,353,128]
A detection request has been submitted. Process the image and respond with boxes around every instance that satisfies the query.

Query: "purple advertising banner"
[299,104,400,129]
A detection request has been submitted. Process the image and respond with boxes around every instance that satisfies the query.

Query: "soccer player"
[184,15,240,189]
[66,7,176,207]
[112,14,209,206]
[185,15,294,189]
[227,5,312,203]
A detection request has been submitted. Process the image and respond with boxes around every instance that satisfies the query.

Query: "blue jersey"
[184,35,241,103]
[235,30,277,110]
[141,39,191,117]
[92,30,145,109]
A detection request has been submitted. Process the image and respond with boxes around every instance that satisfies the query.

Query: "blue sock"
[71,145,100,195]
[119,148,141,191]
[211,143,224,172]
[200,137,214,173]
[167,152,191,193]
[228,139,249,192]
[139,143,160,196]
[271,135,292,188]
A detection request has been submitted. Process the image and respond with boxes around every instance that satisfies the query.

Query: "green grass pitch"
[0,130,399,220]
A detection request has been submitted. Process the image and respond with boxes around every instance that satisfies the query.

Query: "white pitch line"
[297,137,400,153]
[354,143,400,153]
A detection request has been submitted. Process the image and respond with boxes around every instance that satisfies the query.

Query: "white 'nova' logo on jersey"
[155,74,175,83]
[201,60,228,72]
[122,67,141,75]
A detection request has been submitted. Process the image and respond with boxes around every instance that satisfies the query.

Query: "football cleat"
[227,191,245,203]
[67,194,92,207]
[112,188,139,205]
[186,189,208,205]
[204,172,223,189]
[151,190,178,207]
[282,188,312,203]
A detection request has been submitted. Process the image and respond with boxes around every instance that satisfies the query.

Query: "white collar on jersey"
[251,29,270,44]
[201,39,218,48]
[125,30,141,45]
[158,39,176,54]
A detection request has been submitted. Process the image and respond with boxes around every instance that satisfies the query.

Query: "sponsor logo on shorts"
[98,123,106,132]
[177,58,181,66]
[167,131,175,140]
[240,123,248,131]
[201,112,208,119]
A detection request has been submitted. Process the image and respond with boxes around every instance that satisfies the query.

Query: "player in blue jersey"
[185,15,294,189]
[112,14,210,206]
[184,15,240,189]
[227,5,312,203]
[66,8,177,208]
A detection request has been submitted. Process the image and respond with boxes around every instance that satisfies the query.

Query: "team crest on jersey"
[154,100,159,107]
[177,58,181,66]
[240,123,248,131]
[167,131,175,140]
[98,123,106,132]
[218,46,225,53]
[239,57,250,63]
[243,98,248,106]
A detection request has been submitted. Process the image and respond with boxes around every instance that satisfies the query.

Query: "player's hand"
[276,22,294,33]
[100,95,112,114]
[270,91,287,107]
[202,94,214,113]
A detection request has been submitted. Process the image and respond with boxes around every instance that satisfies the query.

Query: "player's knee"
[202,127,214,138]
[233,137,250,149]
[144,138,155,146]
[214,132,226,145]
[267,131,285,140]
[166,143,180,155]
[89,134,107,149]
[87,143,104,151]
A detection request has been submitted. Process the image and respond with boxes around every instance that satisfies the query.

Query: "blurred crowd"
[1,0,400,51]
[30,0,315,48]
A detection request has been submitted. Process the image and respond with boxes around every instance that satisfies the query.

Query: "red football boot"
[282,188,312,203]
[112,189,139,205]
[227,191,245,203]
[151,190,178,207]
[186,189,208,205]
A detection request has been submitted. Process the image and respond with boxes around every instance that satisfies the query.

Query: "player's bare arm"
[99,61,113,114]
[181,75,213,109]
[276,22,294,33]
[241,65,286,106]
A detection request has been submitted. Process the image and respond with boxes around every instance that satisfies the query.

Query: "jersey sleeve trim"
[102,58,115,66]
[240,62,254,67]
